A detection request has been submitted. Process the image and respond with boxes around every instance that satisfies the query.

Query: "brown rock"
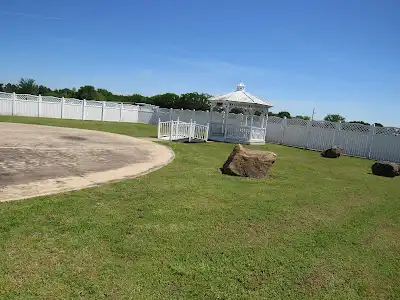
[321,146,344,158]
[221,144,277,178]
[371,161,400,178]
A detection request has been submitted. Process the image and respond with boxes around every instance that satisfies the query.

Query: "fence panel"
[282,118,308,147]
[103,103,121,122]
[157,108,172,122]
[41,98,62,118]
[194,111,210,125]
[14,100,38,117]
[0,92,13,115]
[370,127,400,162]
[121,104,139,122]
[306,121,336,150]
[334,123,371,158]
[85,100,102,121]
[266,116,284,144]
[137,107,154,124]
[63,98,83,120]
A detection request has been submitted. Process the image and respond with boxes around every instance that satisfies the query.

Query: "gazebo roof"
[209,82,273,108]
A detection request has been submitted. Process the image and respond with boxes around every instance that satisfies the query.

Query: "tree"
[374,123,383,127]
[4,83,18,93]
[177,92,210,111]
[277,111,291,118]
[38,85,52,95]
[77,85,97,100]
[126,94,147,103]
[295,115,311,120]
[18,78,39,95]
[150,93,180,108]
[324,114,345,122]
[350,121,370,126]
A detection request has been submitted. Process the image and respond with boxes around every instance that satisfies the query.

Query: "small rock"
[221,144,277,178]
[321,146,344,158]
[371,161,400,178]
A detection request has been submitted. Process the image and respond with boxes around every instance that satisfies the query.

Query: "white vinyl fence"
[0,92,156,124]
[1,91,400,162]
[266,116,400,162]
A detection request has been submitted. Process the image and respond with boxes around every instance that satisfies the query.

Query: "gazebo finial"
[236,82,245,91]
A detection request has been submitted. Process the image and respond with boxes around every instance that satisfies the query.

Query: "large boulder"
[371,162,400,177]
[321,146,344,158]
[221,144,277,178]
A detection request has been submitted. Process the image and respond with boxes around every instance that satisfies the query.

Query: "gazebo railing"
[223,124,266,143]
[250,127,267,142]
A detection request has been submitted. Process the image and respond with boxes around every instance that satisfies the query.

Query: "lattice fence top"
[85,100,102,107]
[42,96,62,103]
[287,118,308,127]
[16,94,39,101]
[105,102,120,108]
[340,122,370,133]
[267,116,284,124]
[375,126,400,136]
[311,120,336,130]
[0,92,13,99]
[64,98,83,105]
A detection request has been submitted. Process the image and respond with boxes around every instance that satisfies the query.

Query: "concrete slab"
[0,123,174,202]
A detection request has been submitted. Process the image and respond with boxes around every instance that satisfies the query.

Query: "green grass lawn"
[0,116,399,299]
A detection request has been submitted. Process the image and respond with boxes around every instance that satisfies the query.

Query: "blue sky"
[1,0,399,125]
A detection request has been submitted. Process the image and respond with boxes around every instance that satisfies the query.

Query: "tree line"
[0,78,211,111]
[0,78,383,126]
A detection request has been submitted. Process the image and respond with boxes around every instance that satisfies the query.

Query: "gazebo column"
[249,113,254,142]
[261,113,265,129]
[223,103,229,141]
[264,109,269,142]
[209,103,215,136]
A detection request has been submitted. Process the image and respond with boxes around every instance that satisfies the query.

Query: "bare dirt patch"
[0,123,174,201]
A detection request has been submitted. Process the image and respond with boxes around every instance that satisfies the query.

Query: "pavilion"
[208,82,273,144]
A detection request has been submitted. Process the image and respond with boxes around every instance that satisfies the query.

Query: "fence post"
[205,123,209,141]
[333,121,341,146]
[12,92,16,115]
[368,124,376,159]
[61,97,65,119]
[169,120,173,141]
[119,103,123,122]
[101,101,106,121]
[192,109,195,120]
[249,115,254,142]
[38,94,42,117]
[157,118,161,139]
[169,108,173,121]
[193,120,196,140]
[189,119,192,142]
[176,117,180,139]
[304,120,312,149]
[281,117,287,144]
[82,99,86,120]
[264,113,269,142]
